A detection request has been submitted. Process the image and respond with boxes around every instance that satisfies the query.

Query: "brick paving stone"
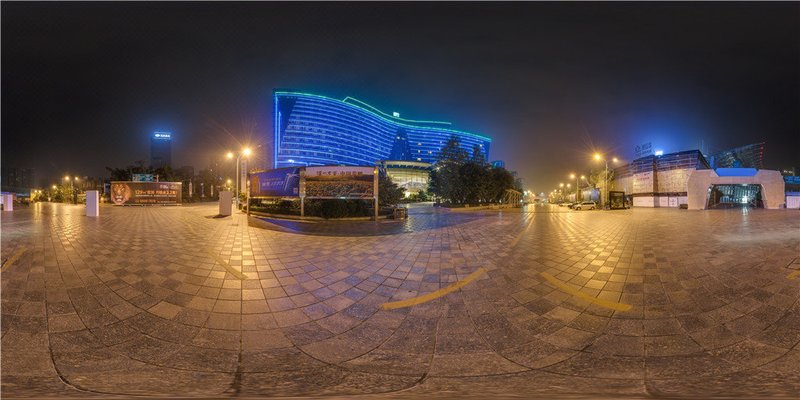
[1,202,799,398]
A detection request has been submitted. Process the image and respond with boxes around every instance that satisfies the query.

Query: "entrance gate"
[707,184,763,209]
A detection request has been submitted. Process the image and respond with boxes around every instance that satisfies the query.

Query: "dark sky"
[3,2,799,192]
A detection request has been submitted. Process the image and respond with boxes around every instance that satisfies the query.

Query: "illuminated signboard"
[302,166,377,199]
[110,181,182,205]
[153,131,172,139]
[132,174,155,182]
[250,167,301,197]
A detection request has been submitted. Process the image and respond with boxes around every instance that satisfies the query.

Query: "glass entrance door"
[706,184,763,209]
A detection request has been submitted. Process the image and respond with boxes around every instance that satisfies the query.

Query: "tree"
[488,166,515,202]
[429,136,468,203]
[470,144,486,165]
[427,135,521,205]
[438,136,469,166]
[106,167,131,181]
[378,173,404,207]
[460,161,490,203]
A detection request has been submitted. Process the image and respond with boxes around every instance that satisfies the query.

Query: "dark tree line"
[428,136,521,205]
[105,161,191,182]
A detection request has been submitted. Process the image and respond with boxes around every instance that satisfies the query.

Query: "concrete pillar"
[2,194,13,211]
[86,190,99,217]
[218,191,232,216]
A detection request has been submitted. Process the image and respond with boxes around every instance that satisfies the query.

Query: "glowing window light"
[655,150,664,156]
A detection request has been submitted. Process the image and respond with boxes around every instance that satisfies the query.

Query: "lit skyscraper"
[150,131,172,168]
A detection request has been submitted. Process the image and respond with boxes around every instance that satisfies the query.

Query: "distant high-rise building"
[707,142,765,169]
[150,131,172,168]
[1,167,35,191]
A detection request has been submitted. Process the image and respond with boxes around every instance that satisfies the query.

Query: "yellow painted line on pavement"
[788,270,800,280]
[381,267,487,310]
[208,252,249,280]
[1,247,27,272]
[540,272,632,312]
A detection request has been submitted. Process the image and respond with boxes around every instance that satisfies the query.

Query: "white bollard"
[2,194,13,211]
[218,191,232,216]
[86,190,99,217]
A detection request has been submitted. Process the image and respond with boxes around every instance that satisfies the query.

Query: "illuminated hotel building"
[272,91,491,169]
[150,131,172,169]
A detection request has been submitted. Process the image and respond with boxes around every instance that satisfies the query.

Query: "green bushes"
[304,199,372,218]
[250,199,301,215]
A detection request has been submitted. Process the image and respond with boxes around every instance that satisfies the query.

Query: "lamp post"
[594,153,618,208]
[64,176,75,204]
[226,148,252,210]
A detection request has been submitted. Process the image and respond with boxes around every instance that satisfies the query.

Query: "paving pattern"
[2,202,799,398]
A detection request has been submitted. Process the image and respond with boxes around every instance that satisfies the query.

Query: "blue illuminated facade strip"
[273,91,491,168]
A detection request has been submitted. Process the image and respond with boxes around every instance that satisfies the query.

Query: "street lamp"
[593,153,619,208]
[63,176,76,204]
[570,173,580,202]
[225,147,252,209]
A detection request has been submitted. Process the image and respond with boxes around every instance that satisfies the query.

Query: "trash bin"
[393,207,407,219]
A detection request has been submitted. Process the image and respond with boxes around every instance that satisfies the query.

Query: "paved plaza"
[1,202,799,398]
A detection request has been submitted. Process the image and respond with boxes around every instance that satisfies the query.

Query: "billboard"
[132,174,155,182]
[302,166,376,199]
[110,181,182,205]
[250,167,301,197]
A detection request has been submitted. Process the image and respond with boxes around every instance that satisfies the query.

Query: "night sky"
[3,2,799,192]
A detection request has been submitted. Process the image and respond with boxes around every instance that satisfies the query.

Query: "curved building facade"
[273,91,491,168]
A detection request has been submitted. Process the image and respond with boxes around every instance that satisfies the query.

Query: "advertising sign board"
[132,174,155,182]
[250,167,301,197]
[110,181,182,205]
[302,166,376,199]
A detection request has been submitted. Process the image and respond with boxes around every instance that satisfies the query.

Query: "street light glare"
[226,152,234,159]
[594,153,601,161]
[64,176,70,181]
[243,148,252,156]
[570,173,575,179]
[612,157,618,163]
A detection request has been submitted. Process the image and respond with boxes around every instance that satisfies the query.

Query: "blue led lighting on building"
[273,91,491,168]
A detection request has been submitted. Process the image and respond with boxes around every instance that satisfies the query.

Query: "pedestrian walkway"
[2,202,799,398]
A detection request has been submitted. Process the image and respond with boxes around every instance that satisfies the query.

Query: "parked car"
[573,201,596,210]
